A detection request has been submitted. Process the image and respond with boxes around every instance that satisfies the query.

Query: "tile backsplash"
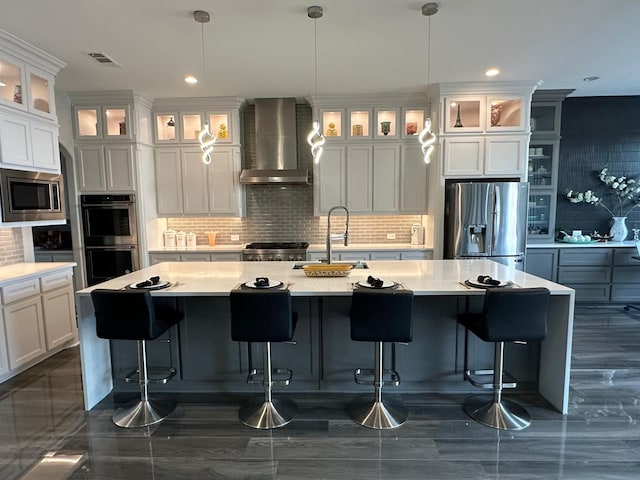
[166,189,422,245]
[0,228,24,266]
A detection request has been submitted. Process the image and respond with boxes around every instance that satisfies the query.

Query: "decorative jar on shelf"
[609,216,628,242]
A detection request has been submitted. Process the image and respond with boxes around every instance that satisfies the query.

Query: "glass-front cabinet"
[320,109,344,139]
[486,97,524,131]
[528,191,555,238]
[348,109,371,139]
[403,108,424,138]
[375,109,399,138]
[530,102,561,135]
[0,56,24,109]
[444,97,483,132]
[28,69,54,117]
[74,106,130,140]
[153,111,232,144]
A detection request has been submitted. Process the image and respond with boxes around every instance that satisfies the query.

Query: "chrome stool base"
[239,397,297,429]
[463,394,531,431]
[348,398,408,430]
[113,398,176,428]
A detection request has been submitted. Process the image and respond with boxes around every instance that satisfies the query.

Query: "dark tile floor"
[1,305,639,479]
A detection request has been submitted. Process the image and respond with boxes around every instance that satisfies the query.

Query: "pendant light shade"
[307,6,325,164]
[419,3,438,164]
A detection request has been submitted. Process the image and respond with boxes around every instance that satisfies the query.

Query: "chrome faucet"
[326,206,349,264]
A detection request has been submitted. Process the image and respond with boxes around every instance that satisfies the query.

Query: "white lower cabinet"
[41,287,75,350]
[0,268,76,380]
[150,252,242,264]
[4,296,46,370]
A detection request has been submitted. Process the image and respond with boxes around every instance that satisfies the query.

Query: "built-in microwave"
[0,169,65,222]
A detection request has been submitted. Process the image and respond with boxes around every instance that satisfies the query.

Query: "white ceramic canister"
[186,232,197,248]
[163,229,176,248]
[176,231,187,248]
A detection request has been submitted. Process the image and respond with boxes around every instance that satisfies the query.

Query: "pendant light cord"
[201,22,207,84]
[314,18,319,119]
[426,15,431,114]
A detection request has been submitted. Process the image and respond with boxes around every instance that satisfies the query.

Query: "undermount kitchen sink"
[292,261,369,270]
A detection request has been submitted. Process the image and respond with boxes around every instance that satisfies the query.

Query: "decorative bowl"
[302,264,353,277]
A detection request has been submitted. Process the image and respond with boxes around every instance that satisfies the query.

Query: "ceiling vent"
[84,52,122,68]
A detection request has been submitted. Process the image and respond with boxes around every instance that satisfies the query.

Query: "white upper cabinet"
[309,94,429,216]
[0,31,64,173]
[73,105,132,141]
[430,81,541,180]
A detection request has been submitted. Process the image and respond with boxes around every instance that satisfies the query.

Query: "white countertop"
[77,259,572,297]
[0,262,76,286]
[527,240,636,249]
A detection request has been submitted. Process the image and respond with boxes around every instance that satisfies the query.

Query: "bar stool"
[230,288,297,429]
[349,288,414,429]
[91,289,183,428]
[458,287,550,430]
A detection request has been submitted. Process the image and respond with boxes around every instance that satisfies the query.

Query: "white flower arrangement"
[566,167,640,217]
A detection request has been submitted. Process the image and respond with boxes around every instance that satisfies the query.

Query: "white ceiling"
[2,0,639,100]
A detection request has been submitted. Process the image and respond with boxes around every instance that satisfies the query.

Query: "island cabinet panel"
[110,297,319,391]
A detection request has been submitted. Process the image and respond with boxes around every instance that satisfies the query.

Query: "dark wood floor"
[1,305,639,479]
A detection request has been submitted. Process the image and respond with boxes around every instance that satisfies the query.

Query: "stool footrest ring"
[246,368,292,386]
[354,368,400,387]
[124,367,177,384]
[464,369,517,389]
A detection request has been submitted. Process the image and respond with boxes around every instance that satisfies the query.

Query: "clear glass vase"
[609,216,628,242]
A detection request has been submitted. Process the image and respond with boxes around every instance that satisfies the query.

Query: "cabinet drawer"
[565,284,611,303]
[557,266,610,284]
[400,251,433,260]
[611,285,640,303]
[559,249,612,266]
[613,248,639,266]
[40,270,73,292]
[612,266,640,283]
[181,254,212,262]
[1,278,40,304]
[370,252,401,260]
[210,253,242,261]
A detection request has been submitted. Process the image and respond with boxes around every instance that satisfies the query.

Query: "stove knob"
[267,256,273,261]
[255,256,262,261]
[275,256,282,261]
[288,255,295,261]
[297,255,304,261]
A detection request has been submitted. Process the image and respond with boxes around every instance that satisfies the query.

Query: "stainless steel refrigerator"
[444,181,529,270]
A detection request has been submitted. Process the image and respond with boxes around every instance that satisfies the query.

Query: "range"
[242,242,309,262]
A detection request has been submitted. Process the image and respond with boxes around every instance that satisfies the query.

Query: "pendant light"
[418,3,438,164]
[194,10,216,165]
[307,6,326,164]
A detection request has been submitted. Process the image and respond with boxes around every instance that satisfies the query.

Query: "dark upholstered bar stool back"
[458,287,550,430]
[349,288,414,429]
[351,289,413,343]
[91,289,183,428]
[231,289,295,343]
[230,289,297,429]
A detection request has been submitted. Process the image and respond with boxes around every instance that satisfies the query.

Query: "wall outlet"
[386,233,396,240]
[231,235,240,241]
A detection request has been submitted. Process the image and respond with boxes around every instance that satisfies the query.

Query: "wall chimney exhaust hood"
[239,98,310,185]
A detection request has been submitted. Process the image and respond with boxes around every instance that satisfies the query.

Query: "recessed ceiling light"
[184,75,198,85]
[485,68,500,77]
[583,76,600,82]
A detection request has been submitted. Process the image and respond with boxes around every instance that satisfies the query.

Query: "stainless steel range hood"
[239,98,310,185]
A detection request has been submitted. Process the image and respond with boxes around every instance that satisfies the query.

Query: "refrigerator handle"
[491,184,500,252]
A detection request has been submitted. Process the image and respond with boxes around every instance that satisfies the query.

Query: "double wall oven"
[81,194,139,286]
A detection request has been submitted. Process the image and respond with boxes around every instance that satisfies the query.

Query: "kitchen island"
[76,260,574,414]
